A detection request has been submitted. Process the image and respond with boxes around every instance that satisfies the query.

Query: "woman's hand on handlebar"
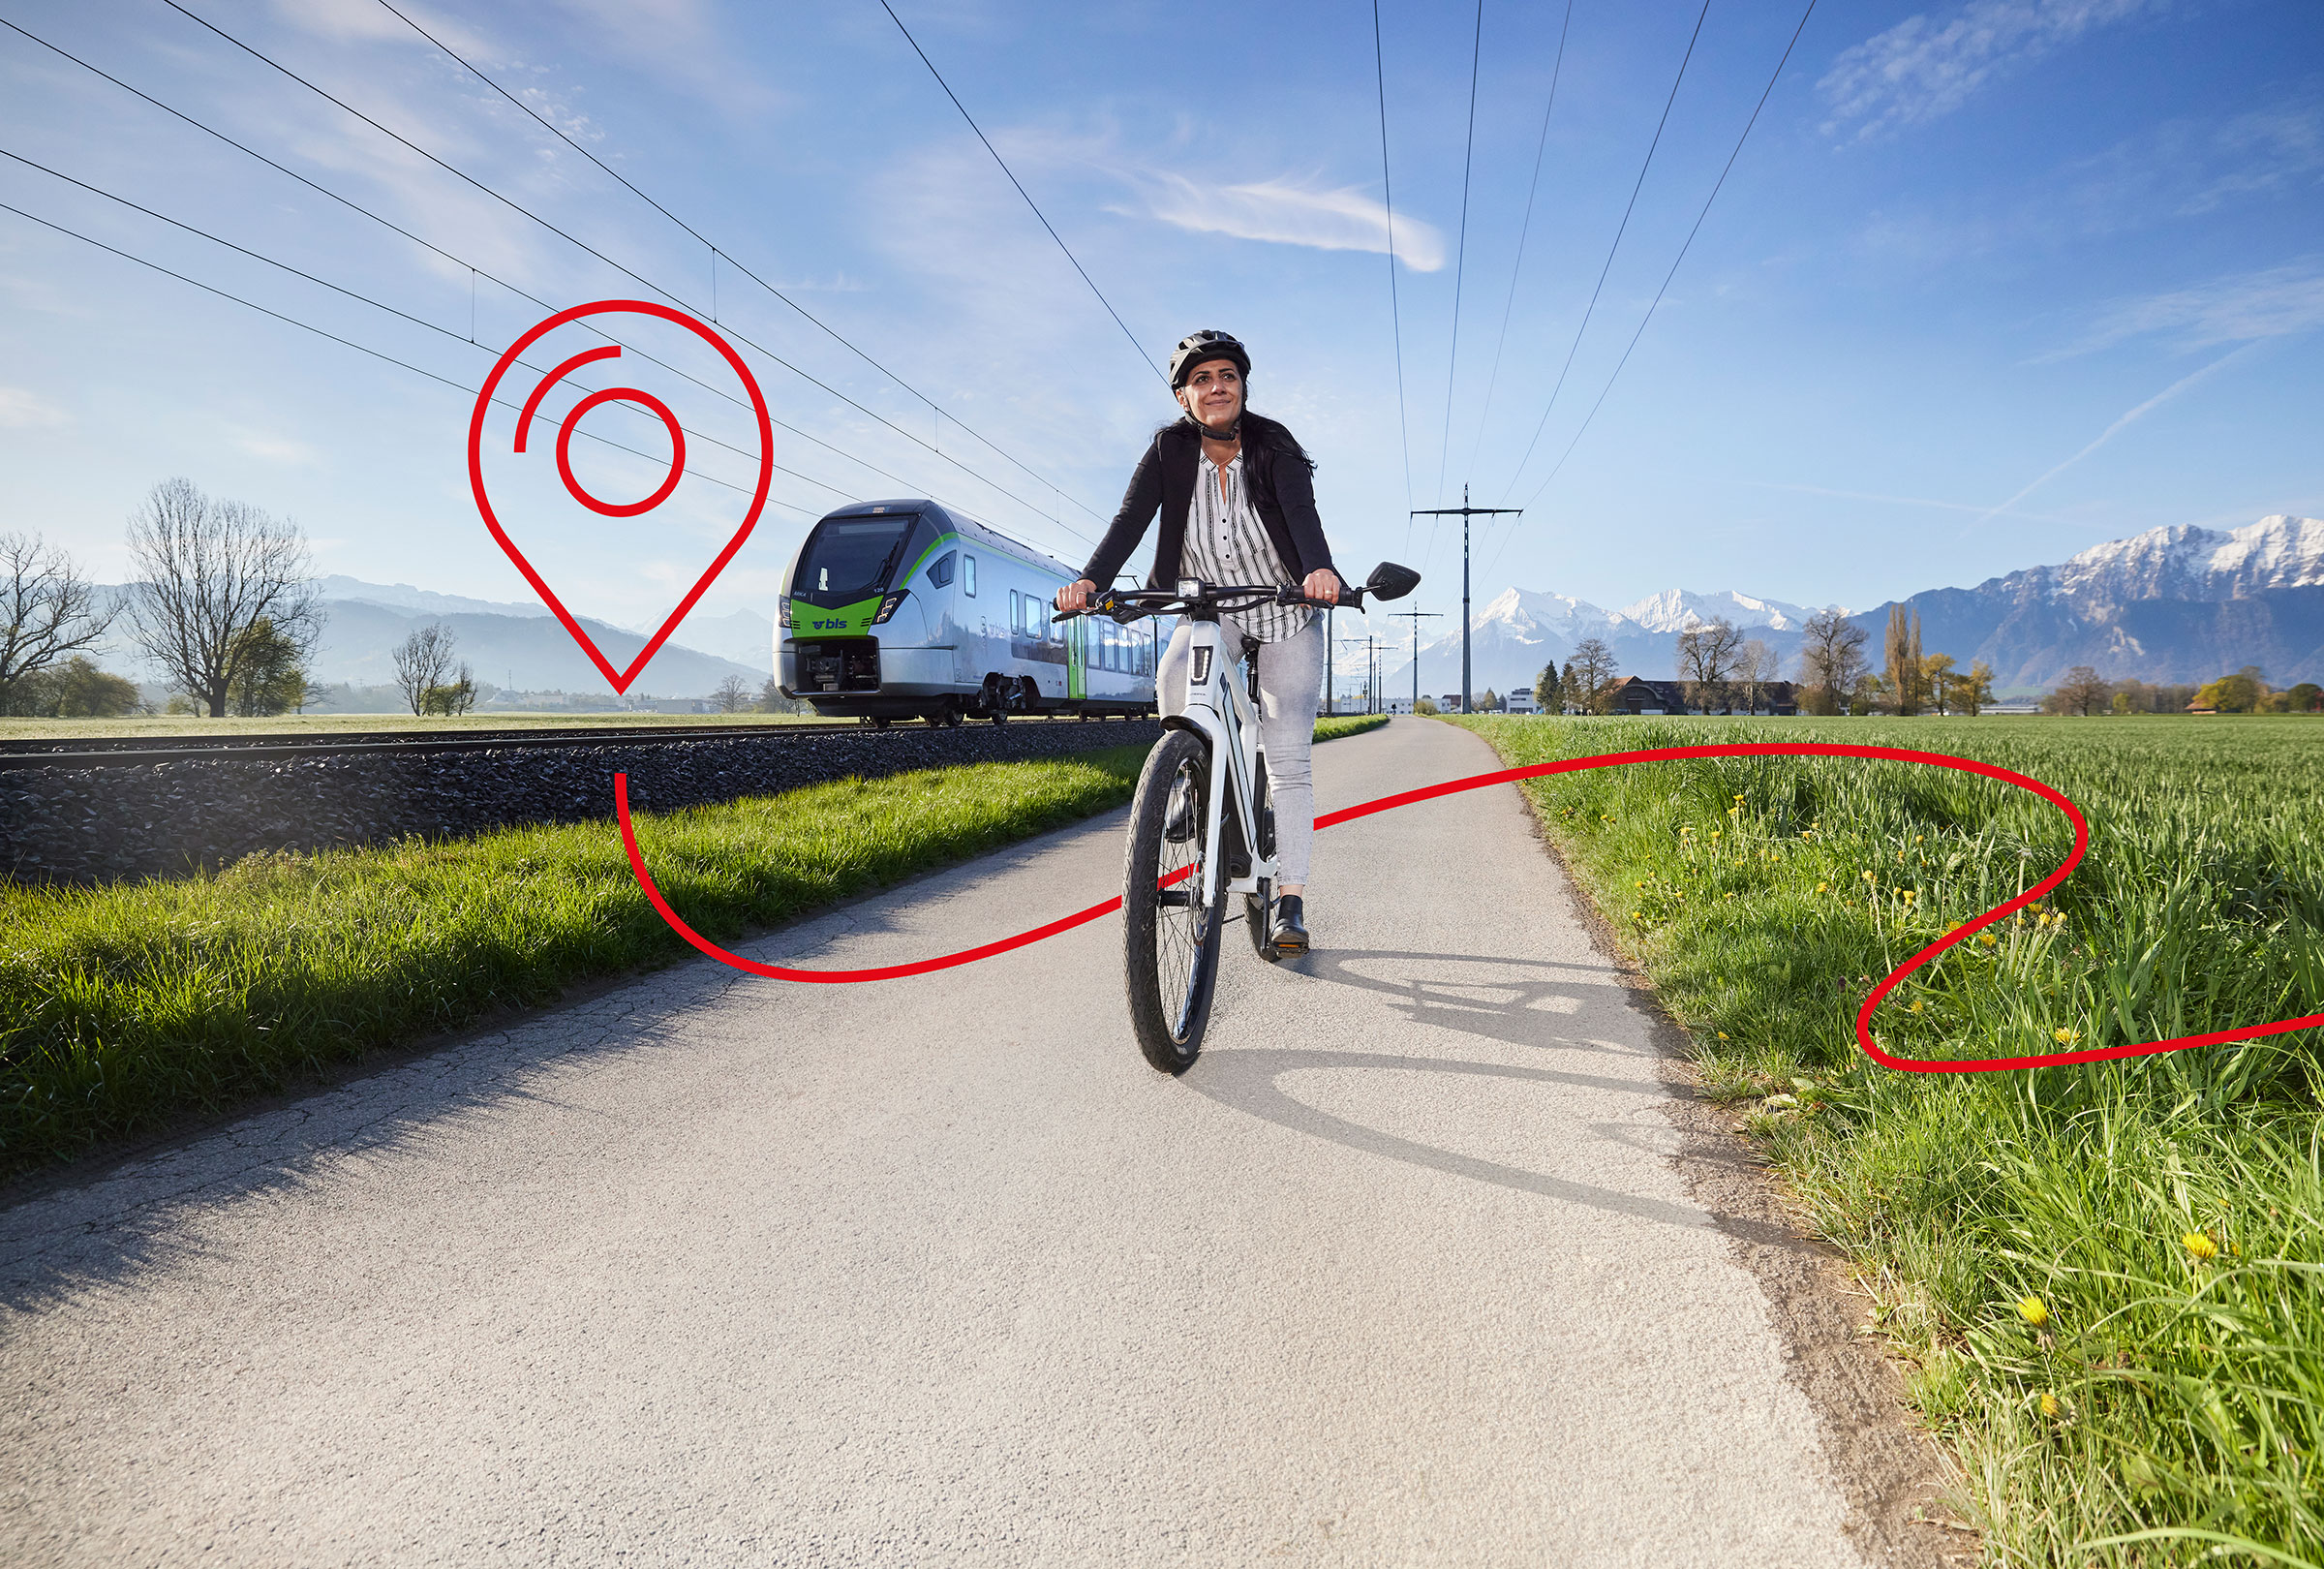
[1055,578,1098,614]
[1302,568,1342,606]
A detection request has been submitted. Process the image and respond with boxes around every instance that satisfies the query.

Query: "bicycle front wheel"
[1123,727,1225,1073]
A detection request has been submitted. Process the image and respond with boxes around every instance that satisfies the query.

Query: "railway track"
[0,714,1145,772]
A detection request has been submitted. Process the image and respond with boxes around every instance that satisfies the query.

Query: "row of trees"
[2042,665,2322,715]
[2,478,321,719]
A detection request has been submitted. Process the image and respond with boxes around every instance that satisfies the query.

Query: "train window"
[927,551,956,588]
[963,554,977,596]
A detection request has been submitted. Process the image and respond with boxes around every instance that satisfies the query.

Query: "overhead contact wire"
[368,0,1109,526]
[1434,0,1484,504]
[874,0,1163,387]
[1372,0,1416,530]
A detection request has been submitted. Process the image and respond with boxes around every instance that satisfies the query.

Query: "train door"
[1066,616,1086,701]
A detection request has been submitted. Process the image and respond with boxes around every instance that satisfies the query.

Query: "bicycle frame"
[1168,618,1271,908]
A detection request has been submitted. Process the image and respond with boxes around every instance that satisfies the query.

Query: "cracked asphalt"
[1,719,1888,1566]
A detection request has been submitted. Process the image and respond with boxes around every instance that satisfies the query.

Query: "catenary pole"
[1409,485,1518,713]
[1391,609,1442,713]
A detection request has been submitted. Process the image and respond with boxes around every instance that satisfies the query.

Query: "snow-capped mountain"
[1370,514,2323,702]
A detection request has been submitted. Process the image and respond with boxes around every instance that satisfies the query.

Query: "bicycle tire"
[1123,727,1225,1073]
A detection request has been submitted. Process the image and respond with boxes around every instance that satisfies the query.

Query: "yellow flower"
[2017,1296,2049,1327]
[1724,892,1735,900]
[1908,999,1924,1013]
[2038,1392,2061,1419]
[1733,793,1745,801]
[1862,871,1876,882]
[1979,932,1999,947]
[1902,889,1916,903]
[1817,881,1830,893]
[1710,829,1723,840]
[1636,880,1648,888]
[1913,834,1925,844]
[2182,1231,2218,1260]
[2054,1028,2080,1045]
[1717,1031,1729,1039]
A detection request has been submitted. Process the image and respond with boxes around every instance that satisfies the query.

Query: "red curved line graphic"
[513,344,622,453]
[614,745,2322,1073]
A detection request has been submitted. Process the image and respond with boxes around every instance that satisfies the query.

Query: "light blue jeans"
[1156,615,1325,886]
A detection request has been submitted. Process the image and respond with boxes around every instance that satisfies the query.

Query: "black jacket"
[1080,414,1338,591]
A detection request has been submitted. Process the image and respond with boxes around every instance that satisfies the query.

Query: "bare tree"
[1797,609,1869,717]
[125,478,319,718]
[1,532,120,703]
[393,622,459,716]
[711,673,751,713]
[1568,636,1619,714]
[1733,638,1779,714]
[2055,665,2112,717]
[1674,616,1743,713]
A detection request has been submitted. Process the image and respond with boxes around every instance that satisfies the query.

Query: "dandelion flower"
[2039,1392,2061,1419]
[1979,932,1998,947]
[1862,871,1876,882]
[2182,1232,2218,1261]
[1725,892,1735,900]
[1909,999,1924,1013]
[2054,1028,2080,1045]
[1914,834,1925,844]
[2017,1296,2049,1327]
[1902,889,1916,903]
[1818,882,1830,893]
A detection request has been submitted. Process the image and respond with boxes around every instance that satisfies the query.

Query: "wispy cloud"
[0,386,70,429]
[2054,257,2324,356]
[1820,0,2172,139]
[1125,173,1445,271]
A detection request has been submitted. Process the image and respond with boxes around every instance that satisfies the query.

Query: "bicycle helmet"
[1169,329,1251,389]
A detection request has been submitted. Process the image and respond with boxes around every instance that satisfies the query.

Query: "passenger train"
[776,499,1159,725]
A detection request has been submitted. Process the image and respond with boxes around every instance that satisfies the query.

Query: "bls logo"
[466,301,774,694]
[812,618,850,631]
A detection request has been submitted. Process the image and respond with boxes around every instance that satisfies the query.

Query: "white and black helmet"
[1169,329,1250,389]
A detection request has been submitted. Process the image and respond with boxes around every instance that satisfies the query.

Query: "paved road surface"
[3,720,1895,1566]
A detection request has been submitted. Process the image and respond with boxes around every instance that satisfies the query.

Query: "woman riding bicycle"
[1056,329,1341,953]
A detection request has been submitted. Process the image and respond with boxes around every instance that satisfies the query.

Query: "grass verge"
[1314,713,1391,743]
[1452,715,2322,1567]
[1,745,1153,1180]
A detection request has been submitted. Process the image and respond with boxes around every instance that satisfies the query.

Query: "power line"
[1496,0,1712,504]
[874,0,1162,388]
[1482,0,1820,585]
[1434,0,1484,504]
[0,199,812,514]
[1464,0,1575,484]
[1372,0,1415,525]
[143,1,1094,547]
[0,17,989,527]
[367,0,1108,527]
[1515,0,1819,511]
[0,145,853,502]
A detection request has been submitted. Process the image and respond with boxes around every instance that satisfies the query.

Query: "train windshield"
[796,515,915,602]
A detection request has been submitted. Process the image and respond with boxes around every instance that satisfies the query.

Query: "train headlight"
[778,595,792,629]
[871,590,909,625]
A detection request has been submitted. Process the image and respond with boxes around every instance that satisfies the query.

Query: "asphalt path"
[3,719,1893,1566]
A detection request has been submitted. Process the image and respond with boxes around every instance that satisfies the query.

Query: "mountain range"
[1372,514,2324,700]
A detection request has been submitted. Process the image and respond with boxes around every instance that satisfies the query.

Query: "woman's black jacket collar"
[1079,414,1338,592]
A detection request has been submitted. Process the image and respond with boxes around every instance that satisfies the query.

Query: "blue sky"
[3,0,2319,649]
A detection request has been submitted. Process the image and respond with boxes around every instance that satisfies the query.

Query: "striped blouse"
[1182,449,1312,645]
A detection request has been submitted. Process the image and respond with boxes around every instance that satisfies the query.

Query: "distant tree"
[2194,667,2265,713]
[1415,696,1440,717]
[1569,636,1619,714]
[1674,616,1742,713]
[2052,665,2112,716]
[1882,605,1930,715]
[712,674,751,713]
[1,531,119,708]
[1797,609,1868,716]
[420,661,476,716]
[0,655,142,718]
[1922,652,1958,715]
[1847,672,1881,717]
[1734,638,1779,714]
[1957,661,1996,716]
[1478,688,1501,712]
[393,622,459,716]
[1559,660,1578,713]
[125,477,320,719]
[2288,681,2322,713]
[225,618,311,716]
[1534,662,1562,714]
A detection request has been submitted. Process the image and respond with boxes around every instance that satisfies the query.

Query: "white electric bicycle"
[1055,562,1420,1073]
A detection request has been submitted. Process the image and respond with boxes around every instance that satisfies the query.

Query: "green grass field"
[1452,714,2323,1567]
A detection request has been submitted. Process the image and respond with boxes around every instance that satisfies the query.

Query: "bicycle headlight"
[870,590,909,625]
[1177,578,1204,600]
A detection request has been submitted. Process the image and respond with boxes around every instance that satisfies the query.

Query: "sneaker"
[1269,894,1309,953]
[1164,777,1199,843]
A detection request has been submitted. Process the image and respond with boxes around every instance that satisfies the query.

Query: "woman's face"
[1177,359,1244,429]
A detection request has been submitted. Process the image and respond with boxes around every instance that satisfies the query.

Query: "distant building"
[1388,697,1415,715]
[1504,691,1538,714]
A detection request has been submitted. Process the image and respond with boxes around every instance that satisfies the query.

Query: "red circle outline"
[554,386,687,517]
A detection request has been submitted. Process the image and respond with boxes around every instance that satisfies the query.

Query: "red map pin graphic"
[469,300,775,694]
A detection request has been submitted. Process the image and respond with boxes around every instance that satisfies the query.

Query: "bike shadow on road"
[1278,946,1664,1061]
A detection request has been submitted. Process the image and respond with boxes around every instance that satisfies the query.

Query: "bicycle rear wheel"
[1123,727,1225,1073]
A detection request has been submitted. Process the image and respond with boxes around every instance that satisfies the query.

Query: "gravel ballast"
[2,721,1162,884]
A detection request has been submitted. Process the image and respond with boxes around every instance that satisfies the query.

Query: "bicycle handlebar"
[1051,581,1365,624]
